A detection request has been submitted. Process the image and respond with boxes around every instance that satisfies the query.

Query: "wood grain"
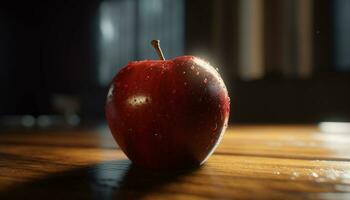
[0,125,350,199]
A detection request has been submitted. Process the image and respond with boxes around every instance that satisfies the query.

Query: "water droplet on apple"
[128,128,133,133]
[190,65,194,70]
[196,71,199,75]
[206,144,211,150]
[203,78,208,84]
[184,82,187,86]
[212,123,218,131]
[182,71,186,74]
[215,67,219,71]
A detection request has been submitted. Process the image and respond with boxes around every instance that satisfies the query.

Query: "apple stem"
[151,40,165,60]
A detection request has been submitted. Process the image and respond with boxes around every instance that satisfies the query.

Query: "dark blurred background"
[1,0,350,130]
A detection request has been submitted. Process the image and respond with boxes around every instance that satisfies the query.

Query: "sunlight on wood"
[1,125,350,199]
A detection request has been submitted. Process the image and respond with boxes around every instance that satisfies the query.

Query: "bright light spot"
[107,84,114,103]
[127,95,151,107]
[100,16,115,41]
[21,115,35,127]
[319,122,350,134]
[193,57,216,75]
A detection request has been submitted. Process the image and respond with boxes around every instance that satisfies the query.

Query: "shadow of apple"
[1,159,198,200]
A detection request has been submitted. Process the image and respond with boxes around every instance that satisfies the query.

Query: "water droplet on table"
[310,172,319,178]
[273,171,281,175]
[290,171,299,180]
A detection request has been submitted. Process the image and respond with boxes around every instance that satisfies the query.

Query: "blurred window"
[98,0,184,86]
[333,0,350,71]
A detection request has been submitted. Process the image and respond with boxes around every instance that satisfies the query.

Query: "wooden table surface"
[1,125,350,199]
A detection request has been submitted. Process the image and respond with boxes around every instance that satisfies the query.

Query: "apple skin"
[105,56,230,169]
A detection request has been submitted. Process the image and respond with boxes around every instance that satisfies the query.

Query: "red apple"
[105,40,230,169]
